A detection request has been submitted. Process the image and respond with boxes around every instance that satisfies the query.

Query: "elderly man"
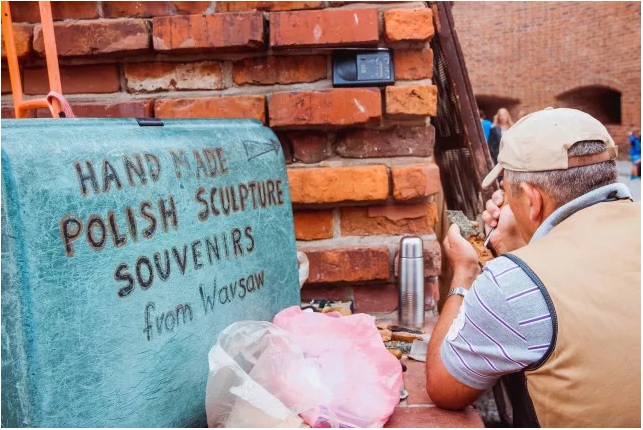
[426,108,640,427]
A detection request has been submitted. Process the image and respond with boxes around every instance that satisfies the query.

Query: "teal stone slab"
[1,118,300,427]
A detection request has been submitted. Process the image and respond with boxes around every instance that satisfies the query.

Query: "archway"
[556,86,622,125]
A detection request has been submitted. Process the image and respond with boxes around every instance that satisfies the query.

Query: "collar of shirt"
[530,183,633,243]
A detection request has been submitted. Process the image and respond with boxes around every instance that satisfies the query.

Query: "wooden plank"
[434,2,497,199]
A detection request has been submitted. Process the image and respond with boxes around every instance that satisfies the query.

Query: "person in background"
[487,108,514,164]
[629,128,641,179]
[479,108,492,142]
[426,107,640,427]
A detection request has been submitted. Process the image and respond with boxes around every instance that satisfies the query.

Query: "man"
[479,108,492,142]
[426,107,641,427]
[629,127,641,179]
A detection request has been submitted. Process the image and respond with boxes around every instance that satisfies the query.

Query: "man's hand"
[481,189,526,254]
[443,224,480,284]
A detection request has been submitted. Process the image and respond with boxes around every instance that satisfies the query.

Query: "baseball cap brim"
[482,163,504,188]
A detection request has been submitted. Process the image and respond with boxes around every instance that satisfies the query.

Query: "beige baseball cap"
[482,107,617,188]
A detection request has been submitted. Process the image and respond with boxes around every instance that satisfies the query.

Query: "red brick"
[425,277,440,310]
[2,71,12,94]
[386,85,438,118]
[293,210,334,240]
[340,203,438,236]
[394,48,434,80]
[155,95,266,122]
[232,55,327,86]
[383,8,434,43]
[335,125,435,158]
[269,88,381,128]
[102,2,211,18]
[1,24,33,58]
[301,246,390,283]
[391,163,441,201]
[270,8,379,48]
[1,106,16,118]
[385,406,483,428]
[125,61,223,93]
[353,283,398,313]
[37,100,154,118]
[153,13,264,52]
[288,132,330,163]
[403,358,435,406]
[275,132,294,164]
[394,239,442,278]
[23,65,120,95]
[9,2,98,22]
[288,165,389,204]
[217,2,323,12]
[33,20,150,57]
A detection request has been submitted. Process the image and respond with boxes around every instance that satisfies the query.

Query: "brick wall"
[452,1,641,155]
[1,1,442,313]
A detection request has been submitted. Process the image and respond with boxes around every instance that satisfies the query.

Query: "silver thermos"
[398,236,425,328]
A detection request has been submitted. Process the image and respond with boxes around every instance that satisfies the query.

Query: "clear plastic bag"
[205,307,403,428]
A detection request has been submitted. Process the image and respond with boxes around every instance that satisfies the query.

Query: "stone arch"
[475,94,521,123]
[555,85,622,125]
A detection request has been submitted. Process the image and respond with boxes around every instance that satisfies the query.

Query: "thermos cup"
[397,236,425,328]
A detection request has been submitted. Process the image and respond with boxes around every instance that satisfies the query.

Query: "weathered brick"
[301,246,390,283]
[394,48,434,80]
[153,13,264,52]
[386,85,438,117]
[125,61,223,93]
[217,2,323,12]
[270,8,379,48]
[384,406,483,428]
[275,132,294,164]
[23,65,120,95]
[335,125,435,158]
[340,203,438,236]
[384,8,434,43]
[33,20,150,57]
[154,95,266,122]
[37,100,153,118]
[1,106,16,118]
[1,24,33,58]
[294,210,334,240]
[352,284,398,313]
[391,163,441,201]
[288,165,389,204]
[269,88,381,128]
[2,70,12,94]
[9,2,98,22]
[102,2,211,18]
[393,239,441,277]
[287,132,331,163]
[232,55,327,86]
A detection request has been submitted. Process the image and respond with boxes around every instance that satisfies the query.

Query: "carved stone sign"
[1,119,300,427]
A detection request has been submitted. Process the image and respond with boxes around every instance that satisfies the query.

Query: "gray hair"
[504,140,618,209]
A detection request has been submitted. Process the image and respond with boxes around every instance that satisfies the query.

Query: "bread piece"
[376,323,391,331]
[380,329,393,342]
[392,332,422,343]
[388,348,403,359]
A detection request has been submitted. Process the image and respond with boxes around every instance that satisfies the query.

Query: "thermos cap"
[399,236,423,258]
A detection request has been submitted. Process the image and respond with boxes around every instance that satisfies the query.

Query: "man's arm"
[426,224,484,409]
[426,272,484,409]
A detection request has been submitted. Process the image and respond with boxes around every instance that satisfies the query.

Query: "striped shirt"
[440,183,632,390]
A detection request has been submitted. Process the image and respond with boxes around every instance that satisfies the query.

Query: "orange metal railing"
[2,1,63,118]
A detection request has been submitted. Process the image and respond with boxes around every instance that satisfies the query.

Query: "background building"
[452,1,641,154]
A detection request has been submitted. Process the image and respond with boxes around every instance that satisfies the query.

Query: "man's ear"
[519,182,544,222]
